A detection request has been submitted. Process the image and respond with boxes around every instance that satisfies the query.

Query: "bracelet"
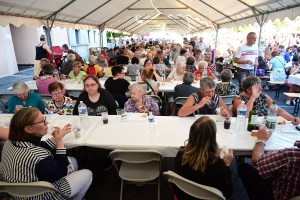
[255,139,266,146]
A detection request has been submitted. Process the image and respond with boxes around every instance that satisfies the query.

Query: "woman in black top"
[73,75,117,115]
[104,66,130,96]
[175,116,233,200]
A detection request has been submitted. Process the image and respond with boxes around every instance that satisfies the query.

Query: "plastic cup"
[224,117,231,129]
[71,119,82,138]
[116,109,124,115]
[102,112,108,124]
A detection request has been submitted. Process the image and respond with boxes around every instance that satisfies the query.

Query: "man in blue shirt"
[157,50,171,68]
[284,46,292,63]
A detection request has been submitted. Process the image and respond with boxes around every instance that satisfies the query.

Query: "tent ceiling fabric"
[0,0,299,33]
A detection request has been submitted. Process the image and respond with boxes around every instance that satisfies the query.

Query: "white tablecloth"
[1,114,298,157]
[288,74,300,86]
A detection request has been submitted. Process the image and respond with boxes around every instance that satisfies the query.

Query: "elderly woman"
[60,53,75,78]
[36,64,57,94]
[215,69,238,96]
[67,61,87,80]
[83,55,102,78]
[124,83,160,116]
[268,51,286,82]
[1,107,92,200]
[205,52,216,74]
[166,62,186,82]
[127,57,143,74]
[153,56,170,76]
[46,82,73,115]
[174,72,198,100]
[97,53,108,68]
[178,77,231,117]
[104,66,130,96]
[34,58,50,80]
[185,56,197,73]
[73,75,117,115]
[194,61,216,80]
[141,67,159,95]
[175,116,233,200]
[143,59,162,82]
[8,82,45,114]
[233,76,300,125]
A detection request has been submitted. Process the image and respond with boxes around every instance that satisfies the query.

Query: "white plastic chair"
[110,149,162,200]
[220,95,237,106]
[0,181,72,200]
[163,171,225,200]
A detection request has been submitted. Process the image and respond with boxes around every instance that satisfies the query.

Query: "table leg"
[293,98,299,116]
[274,84,282,100]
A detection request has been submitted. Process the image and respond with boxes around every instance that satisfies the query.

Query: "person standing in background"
[34,35,56,78]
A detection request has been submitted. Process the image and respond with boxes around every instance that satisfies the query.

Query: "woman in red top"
[194,61,216,80]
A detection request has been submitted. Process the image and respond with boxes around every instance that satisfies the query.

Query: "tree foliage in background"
[106,31,131,42]
[227,24,252,33]
[273,19,289,30]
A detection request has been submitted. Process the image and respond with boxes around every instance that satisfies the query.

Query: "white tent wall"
[0,25,18,77]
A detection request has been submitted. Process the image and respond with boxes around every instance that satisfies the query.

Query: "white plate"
[126,113,148,122]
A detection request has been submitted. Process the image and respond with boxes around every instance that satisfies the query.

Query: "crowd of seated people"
[1,38,300,200]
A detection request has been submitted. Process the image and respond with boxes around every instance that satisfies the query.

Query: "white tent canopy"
[0,0,299,35]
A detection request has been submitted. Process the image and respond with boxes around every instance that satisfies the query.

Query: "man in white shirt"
[234,32,258,90]
[198,37,206,53]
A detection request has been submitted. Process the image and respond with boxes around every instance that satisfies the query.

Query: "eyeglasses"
[120,72,126,74]
[51,91,63,97]
[84,83,97,88]
[31,117,47,126]
[146,62,152,64]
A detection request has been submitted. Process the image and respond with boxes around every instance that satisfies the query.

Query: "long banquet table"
[0,114,297,157]
[288,74,300,86]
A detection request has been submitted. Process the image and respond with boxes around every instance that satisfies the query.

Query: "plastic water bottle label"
[238,110,247,116]
[265,119,276,129]
[148,118,155,123]
[79,107,87,115]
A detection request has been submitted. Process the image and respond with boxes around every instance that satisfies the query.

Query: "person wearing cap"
[175,49,187,64]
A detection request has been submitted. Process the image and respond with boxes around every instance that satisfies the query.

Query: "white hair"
[128,83,143,92]
[12,82,30,94]
[67,53,76,61]
[177,62,186,68]
[88,55,96,63]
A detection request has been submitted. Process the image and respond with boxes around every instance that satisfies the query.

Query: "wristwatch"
[255,139,266,146]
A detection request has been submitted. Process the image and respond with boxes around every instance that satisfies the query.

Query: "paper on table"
[126,113,148,122]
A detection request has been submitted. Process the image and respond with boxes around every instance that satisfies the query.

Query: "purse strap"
[145,80,157,95]
[275,57,285,68]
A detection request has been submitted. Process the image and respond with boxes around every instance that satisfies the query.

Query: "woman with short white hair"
[124,83,160,116]
[83,55,102,78]
[7,82,45,114]
[166,62,186,82]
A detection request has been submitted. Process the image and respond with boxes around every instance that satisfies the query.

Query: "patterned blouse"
[215,82,238,96]
[192,91,219,115]
[185,65,197,73]
[46,97,74,115]
[124,95,160,116]
[235,93,268,116]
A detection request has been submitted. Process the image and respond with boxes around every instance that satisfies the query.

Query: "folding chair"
[174,97,188,116]
[40,94,52,106]
[147,95,162,113]
[0,93,14,112]
[220,95,237,106]
[110,149,162,200]
[124,76,132,82]
[163,171,225,200]
[0,181,72,200]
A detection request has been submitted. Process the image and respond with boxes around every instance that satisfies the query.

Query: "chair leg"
[158,177,160,200]
[120,179,124,200]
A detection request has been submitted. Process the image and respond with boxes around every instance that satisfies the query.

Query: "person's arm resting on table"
[252,127,272,166]
[178,95,200,117]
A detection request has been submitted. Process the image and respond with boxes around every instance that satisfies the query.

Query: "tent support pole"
[213,24,219,64]
[98,23,105,48]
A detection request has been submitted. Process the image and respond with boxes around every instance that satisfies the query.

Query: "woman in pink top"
[36,64,57,94]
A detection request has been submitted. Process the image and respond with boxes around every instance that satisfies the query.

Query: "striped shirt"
[257,143,300,200]
[1,138,71,200]
[192,91,219,115]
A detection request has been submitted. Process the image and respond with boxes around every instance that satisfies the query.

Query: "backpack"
[86,64,96,75]
[256,56,267,76]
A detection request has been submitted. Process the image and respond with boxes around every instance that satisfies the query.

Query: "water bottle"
[265,101,278,131]
[78,101,89,130]
[135,69,141,83]
[148,112,155,131]
[54,69,60,80]
[235,101,247,135]
[202,69,207,77]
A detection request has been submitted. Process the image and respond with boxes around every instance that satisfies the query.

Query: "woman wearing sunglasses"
[46,82,74,115]
[1,107,92,200]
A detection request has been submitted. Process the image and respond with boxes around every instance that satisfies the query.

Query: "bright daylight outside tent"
[0,0,300,35]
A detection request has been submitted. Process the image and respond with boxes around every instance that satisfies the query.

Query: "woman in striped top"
[1,107,92,200]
